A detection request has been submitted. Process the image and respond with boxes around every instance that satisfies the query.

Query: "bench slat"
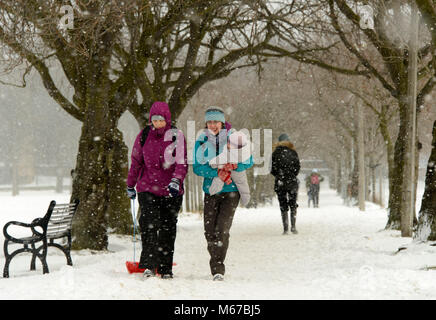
[49,216,74,223]
[47,224,70,230]
[45,202,77,238]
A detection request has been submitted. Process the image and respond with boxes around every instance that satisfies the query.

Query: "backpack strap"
[140,125,152,147]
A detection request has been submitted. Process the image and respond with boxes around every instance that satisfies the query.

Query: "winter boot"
[213,274,224,281]
[161,273,174,279]
[281,211,289,235]
[290,209,298,234]
[143,269,156,278]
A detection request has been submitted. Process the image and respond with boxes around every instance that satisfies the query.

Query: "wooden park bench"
[3,199,79,278]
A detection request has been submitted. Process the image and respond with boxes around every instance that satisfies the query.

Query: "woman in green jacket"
[193,106,253,281]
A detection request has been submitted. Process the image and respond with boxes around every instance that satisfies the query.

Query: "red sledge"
[126,261,145,274]
[126,261,177,274]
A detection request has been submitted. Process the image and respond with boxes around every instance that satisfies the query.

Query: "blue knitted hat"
[205,106,225,123]
[278,133,290,142]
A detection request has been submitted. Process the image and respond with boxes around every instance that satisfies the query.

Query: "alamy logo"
[359,5,374,30]
[59,5,74,30]
[156,121,273,176]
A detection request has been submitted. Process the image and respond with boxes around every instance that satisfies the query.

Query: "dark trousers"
[277,189,298,212]
[203,192,240,276]
[276,189,298,231]
[309,184,320,207]
[138,192,182,275]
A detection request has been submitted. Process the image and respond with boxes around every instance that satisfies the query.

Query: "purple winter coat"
[127,102,188,197]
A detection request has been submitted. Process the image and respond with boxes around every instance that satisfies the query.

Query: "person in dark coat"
[270,134,301,234]
[126,101,188,279]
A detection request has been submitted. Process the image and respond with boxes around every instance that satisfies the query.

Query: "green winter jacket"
[193,127,253,194]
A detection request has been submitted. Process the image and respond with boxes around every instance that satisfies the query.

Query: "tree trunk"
[71,120,111,250]
[385,90,420,231]
[333,159,339,192]
[71,125,130,249]
[11,162,19,196]
[71,123,131,248]
[414,121,436,241]
[55,174,63,193]
[386,99,408,230]
[357,100,366,211]
[371,163,376,203]
[351,147,359,200]
[339,154,346,201]
[378,109,393,209]
[71,62,127,250]
[386,123,405,228]
[379,166,384,207]
[106,128,131,235]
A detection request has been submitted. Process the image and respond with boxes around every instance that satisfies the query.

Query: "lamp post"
[401,1,419,237]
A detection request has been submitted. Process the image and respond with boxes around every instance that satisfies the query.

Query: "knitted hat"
[278,133,290,142]
[228,131,248,149]
[205,106,225,123]
[151,115,165,121]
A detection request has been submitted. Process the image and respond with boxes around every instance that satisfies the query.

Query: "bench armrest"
[3,220,44,243]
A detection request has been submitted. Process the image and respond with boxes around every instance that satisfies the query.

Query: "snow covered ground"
[0,181,435,300]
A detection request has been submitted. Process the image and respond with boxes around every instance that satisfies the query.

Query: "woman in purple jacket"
[126,101,187,279]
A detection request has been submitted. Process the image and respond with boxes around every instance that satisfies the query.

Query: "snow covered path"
[1,186,436,300]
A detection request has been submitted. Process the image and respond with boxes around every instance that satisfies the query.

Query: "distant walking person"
[270,134,301,234]
[306,169,324,208]
[306,175,315,208]
[126,101,187,279]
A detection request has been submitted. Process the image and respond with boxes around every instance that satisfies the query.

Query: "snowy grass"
[0,184,435,300]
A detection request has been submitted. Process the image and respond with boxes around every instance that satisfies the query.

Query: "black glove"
[168,178,180,197]
[127,187,136,200]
